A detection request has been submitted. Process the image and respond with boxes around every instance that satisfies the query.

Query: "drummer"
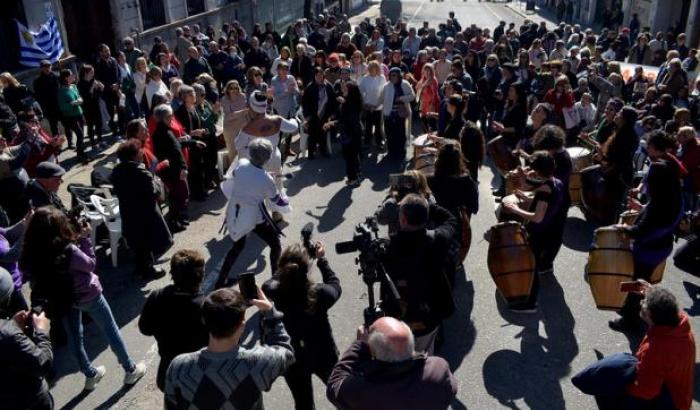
[502,151,566,312]
[610,130,686,331]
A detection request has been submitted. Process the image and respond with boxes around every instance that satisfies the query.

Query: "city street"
[43,1,700,409]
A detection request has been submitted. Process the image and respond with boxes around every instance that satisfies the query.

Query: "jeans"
[63,294,135,377]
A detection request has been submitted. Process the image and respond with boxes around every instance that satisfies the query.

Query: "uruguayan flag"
[16,17,65,67]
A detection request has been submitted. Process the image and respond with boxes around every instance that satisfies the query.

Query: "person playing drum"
[501,151,566,312]
[609,130,686,331]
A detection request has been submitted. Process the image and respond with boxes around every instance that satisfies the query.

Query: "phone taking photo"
[619,281,642,293]
[238,273,257,303]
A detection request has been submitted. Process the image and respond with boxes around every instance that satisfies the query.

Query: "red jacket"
[626,313,695,410]
[680,138,700,194]
[543,89,575,115]
[11,128,60,178]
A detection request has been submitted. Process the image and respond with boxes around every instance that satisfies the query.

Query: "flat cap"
[35,161,66,178]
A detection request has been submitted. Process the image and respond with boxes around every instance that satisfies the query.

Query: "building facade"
[3,0,307,74]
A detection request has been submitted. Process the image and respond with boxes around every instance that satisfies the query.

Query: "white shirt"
[145,80,169,108]
[359,74,386,110]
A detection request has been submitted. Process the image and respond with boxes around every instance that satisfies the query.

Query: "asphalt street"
[44,1,700,409]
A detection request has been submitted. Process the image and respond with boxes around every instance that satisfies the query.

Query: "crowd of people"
[0,5,699,410]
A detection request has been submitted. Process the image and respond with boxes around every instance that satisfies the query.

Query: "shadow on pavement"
[562,215,595,252]
[683,281,700,316]
[483,273,577,409]
[437,274,476,374]
[305,185,354,233]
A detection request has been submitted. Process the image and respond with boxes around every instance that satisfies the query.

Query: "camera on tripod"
[335,216,399,327]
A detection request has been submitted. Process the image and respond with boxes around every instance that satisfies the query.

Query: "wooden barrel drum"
[412,134,437,175]
[580,164,617,225]
[487,135,519,176]
[487,222,535,306]
[566,147,592,206]
[586,226,634,310]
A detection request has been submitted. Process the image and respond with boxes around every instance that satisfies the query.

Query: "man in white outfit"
[216,138,291,288]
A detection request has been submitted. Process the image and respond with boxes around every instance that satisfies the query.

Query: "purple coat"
[0,222,26,290]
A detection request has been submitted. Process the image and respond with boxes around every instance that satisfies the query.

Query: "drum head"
[566,147,591,158]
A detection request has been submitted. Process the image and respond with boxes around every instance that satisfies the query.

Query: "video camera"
[335,216,400,327]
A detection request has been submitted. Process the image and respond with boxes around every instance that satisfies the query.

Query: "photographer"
[0,267,54,410]
[326,317,457,410]
[164,287,295,410]
[20,206,146,391]
[262,242,342,410]
[382,194,457,353]
[375,170,435,235]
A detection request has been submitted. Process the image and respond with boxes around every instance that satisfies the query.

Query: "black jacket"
[382,204,457,334]
[152,122,187,181]
[32,72,61,117]
[301,81,336,122]
[0,319,53,409]
[290,55,313,87]
[263,257,342,369]
[138,285,208,390]
[111,161,172,255]
[94,57,120,88]
[25,179,68,215]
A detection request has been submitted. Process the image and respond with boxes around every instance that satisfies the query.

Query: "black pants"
[307,118,328,156]
[62,115,86,156]
[84,108,103,146]
[363,109,383,145]
[520,230,563,309]
[133,247,155,275]
[215,222,281,288]
[46,114,61,136]
[187,144,207,198]
[674,236,700,275]
[384,114,407,158]
[284,353,336,410]
[341,139,361,181]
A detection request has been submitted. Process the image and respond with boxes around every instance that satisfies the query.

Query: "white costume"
[234,117,299,175]
[234,92,299,178]
[221,158,290,241]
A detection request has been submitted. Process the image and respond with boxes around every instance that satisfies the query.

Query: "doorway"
[61,0,115,61]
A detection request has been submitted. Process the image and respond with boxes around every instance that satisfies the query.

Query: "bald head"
[368,317,414,362]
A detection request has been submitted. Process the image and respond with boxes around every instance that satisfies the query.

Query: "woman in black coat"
[324,80,363,185]
[112,140,172,277]
[262,242,342,410]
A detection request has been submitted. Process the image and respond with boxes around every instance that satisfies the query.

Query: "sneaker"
[608,318,641,332]
[124,362,146,385]
[84,366,106,391]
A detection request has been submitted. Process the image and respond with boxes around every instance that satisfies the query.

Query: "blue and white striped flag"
[16,16,65,67]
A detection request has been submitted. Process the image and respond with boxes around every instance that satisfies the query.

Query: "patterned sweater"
[164,308,295,410]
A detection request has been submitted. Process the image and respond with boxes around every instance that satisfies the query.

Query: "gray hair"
[153,104,173,123]
[192,83,206,96]
[248,138,274,167]
[179,84,195,99]
[368,322,415,362]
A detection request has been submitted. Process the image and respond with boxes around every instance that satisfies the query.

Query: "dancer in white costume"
[234,91,299,187]
[216,137,291,288]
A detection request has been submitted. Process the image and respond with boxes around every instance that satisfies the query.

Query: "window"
[139,0,166,30]
[186,0,206,15]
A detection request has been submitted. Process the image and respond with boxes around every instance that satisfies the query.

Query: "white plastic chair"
[90,195,122,267]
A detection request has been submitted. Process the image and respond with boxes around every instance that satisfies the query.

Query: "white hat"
[249,91,268,114]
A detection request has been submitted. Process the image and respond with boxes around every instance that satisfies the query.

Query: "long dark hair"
[276,244,317,314]
[435,140,468,177]
[341,81,362,116]
[19,206,78,318]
